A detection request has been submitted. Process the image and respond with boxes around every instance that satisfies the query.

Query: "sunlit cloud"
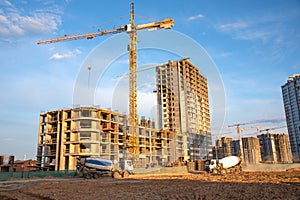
[188,14,205,21]
[217,21,248,32]
[251,118,286,124]
[50,49,81,60]
[0,0,62,37]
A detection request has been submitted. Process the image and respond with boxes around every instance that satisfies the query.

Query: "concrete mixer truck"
[76,157,134,179]
[204,156,242,174]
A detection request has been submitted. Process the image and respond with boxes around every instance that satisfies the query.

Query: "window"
[80,120,91,128]
[81,110,91,117]
[80,132,91,140]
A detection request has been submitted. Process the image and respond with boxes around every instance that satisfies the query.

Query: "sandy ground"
[0,169,300,200]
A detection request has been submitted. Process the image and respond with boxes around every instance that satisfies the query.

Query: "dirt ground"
[0,169,300,200]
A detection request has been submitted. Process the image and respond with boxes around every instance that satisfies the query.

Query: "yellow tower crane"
[37,2,174,161]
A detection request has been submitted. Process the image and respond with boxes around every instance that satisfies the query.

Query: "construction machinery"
[37,2,174,163]
[76,157,133,179]
[204,156,242,174]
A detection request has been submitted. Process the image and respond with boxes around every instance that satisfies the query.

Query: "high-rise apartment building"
[282,74,300,161]
[156,58,211,161]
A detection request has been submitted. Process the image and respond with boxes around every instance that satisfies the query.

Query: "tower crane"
[227,122,256,160]
[259,126,286,134]
[37,2,174,161]
[228,122,255,141]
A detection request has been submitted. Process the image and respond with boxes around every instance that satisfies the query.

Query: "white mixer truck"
[76,157,134,179]
[204,156,242,174]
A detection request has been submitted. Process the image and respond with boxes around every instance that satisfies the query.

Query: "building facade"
[37,107,174,170]
[13,159,37,172]
[230,140,240,157]
[282,74,300,161]
[214,137,233,158]
[242,137,262,164]
[156,58,211,161]
[258,133,293,163]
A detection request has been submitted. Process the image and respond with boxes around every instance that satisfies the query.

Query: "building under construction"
[37,107,175,170]
[258,133,293,163]
[212,133,292,164]
[36,58,212,170]
[212,136,262,164]
[242,137,262,164]
[216,137,233,158]
[156,58,211,161]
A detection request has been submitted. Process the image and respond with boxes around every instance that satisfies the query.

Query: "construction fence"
[0,170,77,181]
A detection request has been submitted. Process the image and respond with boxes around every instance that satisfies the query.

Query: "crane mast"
[228,122,253,161]
[37,2,174,163]
[128,2,138,155]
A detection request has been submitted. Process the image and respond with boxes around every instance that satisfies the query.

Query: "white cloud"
[117,59,129,64]
[19,13,61,34]
[50,49,82,60]
[1,138,15,142]
[0,15,9,24]
[2,0,13,7]
[217,21,248,32]
[75,49,82,54]
[50,52,72,60]
[0,1,62,37]
[251,118,286,124]
[234,30,272,42]
[188,14,205,21]
[214,51,234,58]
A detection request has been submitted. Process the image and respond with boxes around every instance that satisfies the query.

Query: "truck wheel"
[238,166,242,172]
[93,173,100,179]
[212,169,218,174]
[112,171,122,179]
[85,173,92,179]
[123,171,129,178]
[221,169,227,174]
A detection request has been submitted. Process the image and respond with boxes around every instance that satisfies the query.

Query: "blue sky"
[0,0,299,159]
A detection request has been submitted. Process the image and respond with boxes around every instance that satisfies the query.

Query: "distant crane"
[213,132,232,141]
[228,122,255,141]
[116,64,158,78]
[251,126,270,134]
[228,122,257,160]
[37,2,174,162]
[259,126,286,134]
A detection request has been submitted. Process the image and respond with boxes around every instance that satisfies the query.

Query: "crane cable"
[58,14,157,39]
[90,14,129,29]
[66,14,129,36]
